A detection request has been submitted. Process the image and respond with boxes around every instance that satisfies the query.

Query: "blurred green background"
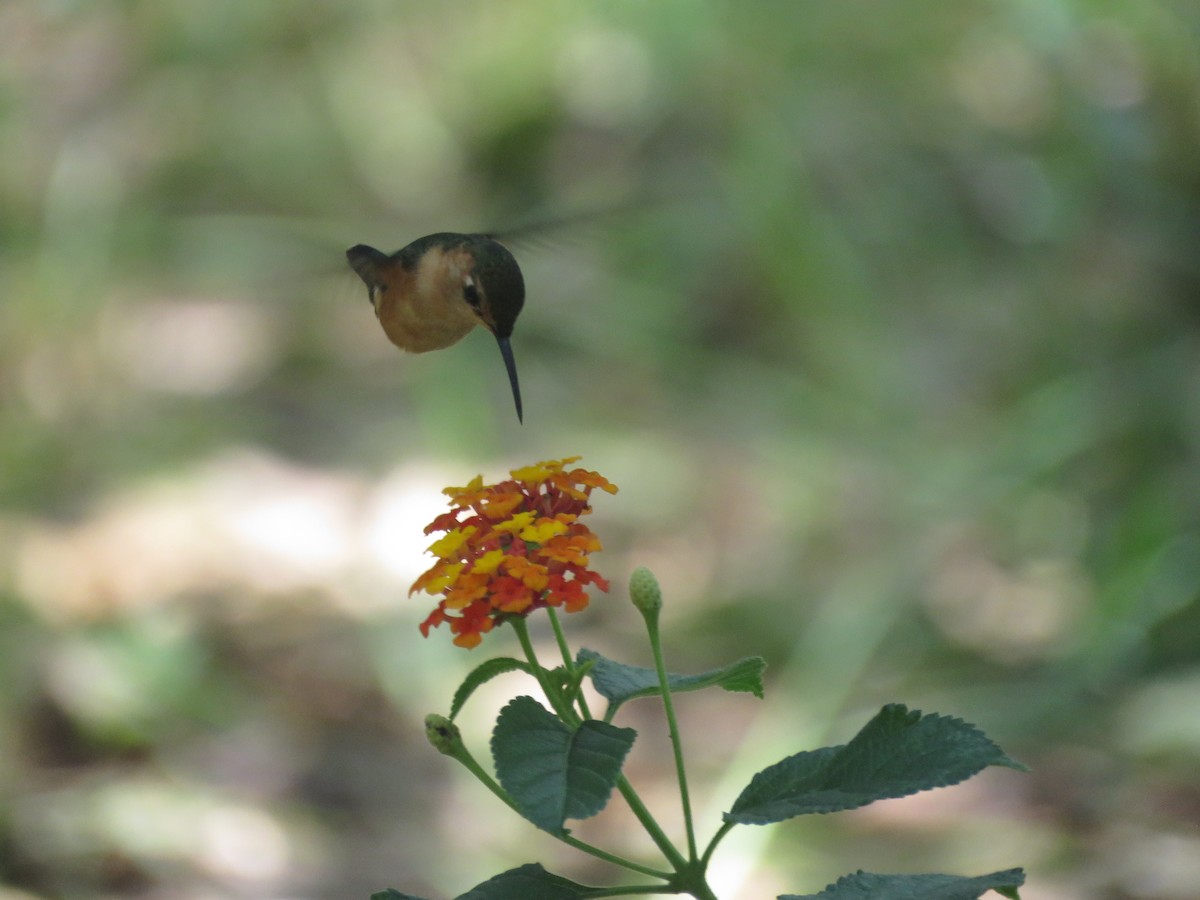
[3,1,1199,898]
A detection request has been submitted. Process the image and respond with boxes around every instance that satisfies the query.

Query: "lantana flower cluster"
[411,457,618,648]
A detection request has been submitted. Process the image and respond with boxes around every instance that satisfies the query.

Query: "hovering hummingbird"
[346,233,526,422]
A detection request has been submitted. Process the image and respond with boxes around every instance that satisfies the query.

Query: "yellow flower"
[510,456,581,484]
[442,475,485,503]
[519,517,569,544]
[428,526,476,560]
[414,562,463,595]
[493,511,536,534]
[471,549,506,574]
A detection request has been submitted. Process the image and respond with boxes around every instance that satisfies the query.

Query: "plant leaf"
[456,863,592,899]
[449,657,530,720]
[491,696,636,833]
[578,647,765,716]
[372,863,595,900]
[727,704,1026,825]
[779,867,1025,899]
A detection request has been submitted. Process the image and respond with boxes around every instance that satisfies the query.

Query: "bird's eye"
[463,278,482,308]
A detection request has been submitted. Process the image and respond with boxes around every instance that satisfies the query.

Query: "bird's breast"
[376,245,480,353]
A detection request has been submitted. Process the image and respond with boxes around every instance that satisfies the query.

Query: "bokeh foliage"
[2,1,1199,897]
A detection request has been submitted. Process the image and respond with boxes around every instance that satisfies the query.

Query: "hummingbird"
[346,233,526,422]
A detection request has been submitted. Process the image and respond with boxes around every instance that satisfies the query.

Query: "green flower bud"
[629,566,663,615]
[424,714,463,756]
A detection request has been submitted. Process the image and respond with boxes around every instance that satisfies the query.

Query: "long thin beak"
[496,335,523,423]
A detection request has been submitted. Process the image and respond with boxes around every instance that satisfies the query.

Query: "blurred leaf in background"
[1,1,1199,898]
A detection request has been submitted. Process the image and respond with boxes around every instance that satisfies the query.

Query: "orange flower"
[412,457,618,648]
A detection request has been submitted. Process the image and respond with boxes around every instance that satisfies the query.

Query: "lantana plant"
[376,457,1027,900]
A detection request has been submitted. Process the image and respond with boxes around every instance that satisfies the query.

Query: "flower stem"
[508,617,688,878]
[639,589,700,862]
[511,616,578,725]
[446,731,672,881]
[547,605,574,668]
[547,606,594,719]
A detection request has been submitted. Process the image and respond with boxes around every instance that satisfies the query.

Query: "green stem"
[561,838,671,882]
[615,775,690,872]
[511,616,578,725]
[675,864,721,900]
[582,885,680,898]
[510,614,691,883]
[448,735,672,881]
[547,605,574,669]
[505,617,685,879]
[643,604,699,862]
[699,821,735,870]
[547,606,593,719]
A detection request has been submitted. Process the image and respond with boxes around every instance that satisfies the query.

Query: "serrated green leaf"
[779,867,1025,899]
[371,890,429,900]
[727,704,1025,825]
[456,863,591,900]
[578,647,765,716]
[491,696,636,833]
[449,657,530,721]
